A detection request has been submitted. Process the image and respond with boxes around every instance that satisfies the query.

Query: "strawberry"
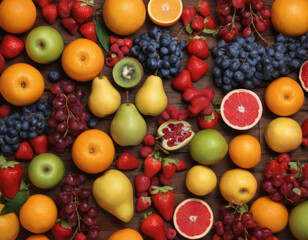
[42,4,58,24]
[61,17,80,35]
[134,174,151,193]
[178,109,189,121]
[144,152,163,178]
[140,212,167,240]
[0,156,23,199]
[0,53,4,74]
[198,111,220,129]
[29,134,48,155]
[0,104,12,119]
[181,7,196,26]
[140,146,154,158]
[106,55,120,67]
[182,87,200,102]
[75,233,86,240]
[151,186,175,221]
[172,69,192,91]
[52,219,72,240]
[0,35,24,59]
[191,16,205,32]
[186,55,208,81]
[176,159,186,171]
[159,173,172,186]
[200,102,213,115]
[200,87,215,101]
[116,152,140,170]
[162,157,177,179]
[136,196,151,212]
[301,119,308,137]
[71,0,94,24]
[137,191,149,198]
[196,0,211,17]
[79,21,97,42]
[143,134,156,147]
[57,0,75,18]
[189,95,211,115]
[204,16,216,29]
[14,141,34,160]
[186,36,209,59]
[34,0,52,8]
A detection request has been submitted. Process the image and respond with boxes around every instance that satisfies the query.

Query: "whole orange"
[250,196,288,233]
[26,235,49,240]
[72,129,115,174]
[62,39,104,82]
[19,194,57,234]
[265,77,304,116]
[0,63,45,106]
[108,228,143,240]
[0,203,20,240]
[0,0,36,34]
[103,0,146,35]
[271,0,308,36]
[228,134,261,169]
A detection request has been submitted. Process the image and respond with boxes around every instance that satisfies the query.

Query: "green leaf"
[185,24,193,35]
[202,28,218,36]
[0,189,29,215]
[94,20,110,52]
[288,162,298,171]
[293,188,301,196]
[0,155,19,169]
[203,112,215,122]
[163,157,177,166]
[239,204,249,215]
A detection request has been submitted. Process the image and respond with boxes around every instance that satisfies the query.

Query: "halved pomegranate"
[157,120,194,151]
[299,60,308,92]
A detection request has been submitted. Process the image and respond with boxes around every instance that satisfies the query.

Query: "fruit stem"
[63,94,75,138]
[126,90,129,105]
[70,189,82,240]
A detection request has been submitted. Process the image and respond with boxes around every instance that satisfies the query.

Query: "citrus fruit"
[0,203,20,240]
[299,60,308,92]
[72,129,115,174]
[148,0,183,27]
[220,89,263,130]
[250,196,289,233]
[271,0,308,36]
[219,168,257,204]
[0,63,45,106]
[61,38,104,82]
[265,117,303,153]
[26,235,49,240]
[103,0,146,35]
[185,165,217,196]
[289,200,308,240]
[0,0,36,34]
[19,194,57,234]
[265,77,304,116]
[173,198,213,239]
[108,228,143,240]
[228,134,261,169]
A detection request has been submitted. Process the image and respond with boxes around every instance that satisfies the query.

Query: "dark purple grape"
[75,89,85,99]
[244,219,257,229]
[300,179,308,188]
[87,228,99,239]
[68,211,78,228]
[269,191,283,202]
[286,174,296,183]
[83,215,96,227]
[232,221,244,236]
[57,122,67,132]
[47,118,58,129]
[76,173,87,184]
[78,188,91,200]
[79,201,91,213]
[261,180,277,194]
[252,227,263,239]
[223,231,233,240]
[280,181,293,195]
[223,212,234,225]
[65,202,76,215]
[66,172,78,186]
[57,192,72,207]
[87,207,98,217]
[63,80,75,93]
[70,104,82,114]
[59,208,68,219]
[214,221,224,236]
[271,173,284,187]
[261,228,272,238]
[241,212,253,224]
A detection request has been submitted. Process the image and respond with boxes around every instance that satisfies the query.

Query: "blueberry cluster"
[212,33,308,92]
[0,99,51,155]
[129,26,187,79]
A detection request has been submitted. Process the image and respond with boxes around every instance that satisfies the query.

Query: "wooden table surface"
[1,0,307,239]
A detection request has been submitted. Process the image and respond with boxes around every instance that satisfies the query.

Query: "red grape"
[232,0,245,9]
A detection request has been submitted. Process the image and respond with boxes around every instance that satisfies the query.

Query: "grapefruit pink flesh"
[299,60,308,91]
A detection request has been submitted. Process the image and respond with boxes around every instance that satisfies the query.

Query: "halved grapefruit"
[220,89,263,130]
[173,198,213,239]
[299,60,308,92]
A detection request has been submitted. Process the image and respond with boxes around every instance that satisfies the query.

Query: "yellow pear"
[135,75,168,116]
[88,75,121,117]
[92,169,134,223]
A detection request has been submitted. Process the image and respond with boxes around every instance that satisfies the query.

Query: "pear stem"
[126,90,129,105]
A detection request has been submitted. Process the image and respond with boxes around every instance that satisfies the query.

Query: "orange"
[0,203,20,240]
[148,0,183,26]
[26,235,49,240]
[271,0,308,36]
[72,129,115,174]
[0,0,36,34]
[19,194,57,234]
[103,0,146,35]
[228,134,261,169]
[250,196,288,233]
[265,77,304,116]
[61,39,104,82]
[108,228,143,240]
[0,63,45,106]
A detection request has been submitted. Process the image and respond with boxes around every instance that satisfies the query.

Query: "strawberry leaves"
[94,20,110,52]
[0,188,29,215]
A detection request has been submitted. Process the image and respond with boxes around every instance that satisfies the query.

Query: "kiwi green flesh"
[112,58,143,88]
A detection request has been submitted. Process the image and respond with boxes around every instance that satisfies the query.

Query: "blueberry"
[160,47,168,56]
[141,45,149,54]
[257,45,266,55]
[236,38,246,45]
[29,117,38,126]
[244,44,253,52]
[139,40,148,48]
[217,39,226,48]
[243,80,255,89]
[0,136,4,145]
[279,68,289,76]
[133,37,140,45]
[255,72,263,80]
[213,67,222,78]
[0,125,7,134]
[138,53,146,63]
[272,60,279,68]
[230,59,241,71]
[147,58,158,70]
[271,70,280,79]
[163,60,170,69]
[295,40,301,48]
[170,67,178,76]
[48,70,60,82]
[256,62,263,72]
[263,72,272,81]
[288,43,296,51]
[252,77,262,86]
[292,59,301,69]
[246,70,254,79]
[245,35,255,43]
[224,69,233,78]
[234,71,245,82]
[140,33,150,40]
[35,111,44,119]
[267,47,275,56]
[211,46,219,57]
[160,36,171,47]
[262,55,271,65]
[162,29,170,34]
[247,57,257,66]
[148,52,158,59]
[12,143,20,152]
[14,121,21,131]
[217,49,225,57]
[239,51,249,59]
[169,54,178,65]
[1,144,13,155]
[214,77,223,87]
[162,55,169,61]
[215,57,223,66]
[7,128,17,138]
[264,64,273,72]
[179,40,187,50]
[301,34,308,43]
[276,34,285,43]
[177,51,183,59]
[148,26,160,38]
[275,43,286,53]
[227,46,239,58]
[5,135,19,145]
[29,131,38,139]
[296,48,307,59]
[222,84,233,92]
[161,68,170,78]
[168,43,177,53]
[221,58,230,69]
[249,50,259,58]
[231,80,239,87]
[175,60,181,69]
[223,76,232,85]
[240,63,250,73]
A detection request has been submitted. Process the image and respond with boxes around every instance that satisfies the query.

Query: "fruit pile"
[262,153,308,205]
[106,36,133,67]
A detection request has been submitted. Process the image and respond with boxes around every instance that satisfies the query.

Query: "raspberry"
[157,117,166,125]
[110,43,119,53]
[165,105,179,119]
[162,110,171,120]
[166,227,177,239]
[116,49,124,59]
[116,38,125,46]
[109,35,118,44]
[178,109,189,120]
[265,160,282,174]
[143,134,156,147]
[278,162,288,173]
[124,37,132,48]
[120,45,129,55]
[140,146,153,158]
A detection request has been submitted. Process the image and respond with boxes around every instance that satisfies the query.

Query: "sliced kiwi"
[112,57,143,88]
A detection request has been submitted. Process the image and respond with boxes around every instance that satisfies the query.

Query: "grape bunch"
[56,172,100,239]
[0,99,51,156]
[216,0,271,42]
[213,205,275,240]
[129,26,187,79]
[48,80,92,153]
[261,153,308,206]
[211,33,308,92]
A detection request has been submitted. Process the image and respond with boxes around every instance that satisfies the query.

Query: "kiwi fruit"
[112,57,143,88]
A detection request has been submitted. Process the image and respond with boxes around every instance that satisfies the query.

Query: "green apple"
[289,200,308,240]
[28,153,65,189]
[189,129,228,165]
[25,26,64,64]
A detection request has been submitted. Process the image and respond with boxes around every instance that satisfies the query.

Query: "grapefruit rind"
[173,198,214,239]
[220,89,263,130]
[299,60,308,92]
